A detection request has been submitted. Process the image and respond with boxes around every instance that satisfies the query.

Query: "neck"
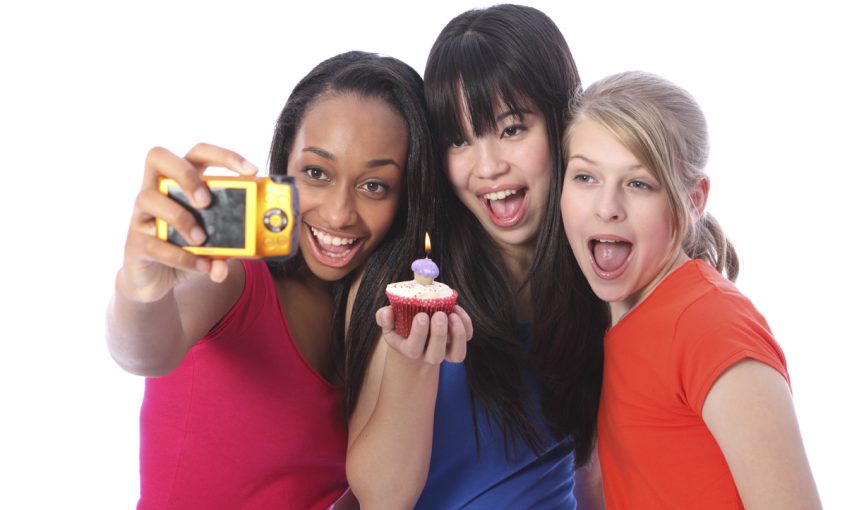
[496,240,534,285]
[610,250,690,325]
[293,264,334,293]
[495,240,535,322]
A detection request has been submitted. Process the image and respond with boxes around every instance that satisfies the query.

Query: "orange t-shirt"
[598,260,788,509]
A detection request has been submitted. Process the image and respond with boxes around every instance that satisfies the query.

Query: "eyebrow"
[303,146,402,170]
[496,108,531,122]
[568,154,643,171]
[567,154,597,164]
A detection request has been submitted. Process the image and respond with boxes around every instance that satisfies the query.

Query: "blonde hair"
[565,71,739,281]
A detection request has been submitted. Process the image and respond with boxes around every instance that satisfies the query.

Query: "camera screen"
[166,187,247,248]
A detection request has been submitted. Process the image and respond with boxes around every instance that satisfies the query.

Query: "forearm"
[347,348,440,510]
[573,450,605,510]
[106,270,188,376]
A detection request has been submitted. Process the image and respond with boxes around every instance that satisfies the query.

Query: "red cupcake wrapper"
[385,289,459,337]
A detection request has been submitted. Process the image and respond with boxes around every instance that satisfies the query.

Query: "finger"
[375,306,395,333]
[208,259,229,283]
[453,305,473,341]
[144,146,211,209]
[377,307,421,358]
[125,229,212,275]
[444,313,468,363]
[396,313,430,360]
[184,143,259,177]
[422,312,448,364]
[134,188,207,246]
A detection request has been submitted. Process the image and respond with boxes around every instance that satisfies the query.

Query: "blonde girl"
[561,71,821,509]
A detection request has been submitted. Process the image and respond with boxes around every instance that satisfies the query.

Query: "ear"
[689,176,710,222]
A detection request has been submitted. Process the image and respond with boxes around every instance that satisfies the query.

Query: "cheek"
[445,154,471,193]
[641,206,677,253]
[361,197,401,244]
[296,187,321,214]
[559,186,580,224]
[522,132,552,178]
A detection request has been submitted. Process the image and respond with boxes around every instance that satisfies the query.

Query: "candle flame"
[424,232,431,255]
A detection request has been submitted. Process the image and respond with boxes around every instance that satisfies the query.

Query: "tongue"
[489,192,524,219]
[594,241,632,272]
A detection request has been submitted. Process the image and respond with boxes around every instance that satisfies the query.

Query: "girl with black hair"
[346,5,608,509]
[106,50,470,509]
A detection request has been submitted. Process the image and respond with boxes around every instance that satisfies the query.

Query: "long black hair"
[266,51,439,417]
[424,5,609,466]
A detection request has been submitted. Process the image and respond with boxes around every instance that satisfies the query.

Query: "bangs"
[426,34,532,149]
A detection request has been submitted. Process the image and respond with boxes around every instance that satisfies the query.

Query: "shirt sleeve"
[674,288,789,415]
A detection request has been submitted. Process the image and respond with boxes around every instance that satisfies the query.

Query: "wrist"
[115,268,170,304]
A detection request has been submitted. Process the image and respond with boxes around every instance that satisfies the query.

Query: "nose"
[596,185,626,223]
[473,139,509,180]
[320,184,358,229]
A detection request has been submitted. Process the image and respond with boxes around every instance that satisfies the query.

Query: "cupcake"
[385,234,458,337]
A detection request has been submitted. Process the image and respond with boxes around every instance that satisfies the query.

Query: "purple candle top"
[411,258,439,279]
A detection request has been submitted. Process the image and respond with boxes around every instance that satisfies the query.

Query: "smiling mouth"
[480,188,527,227]
[309,226,358,255]
[305,223,364,268]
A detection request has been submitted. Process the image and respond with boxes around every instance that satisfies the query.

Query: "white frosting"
[386,280,454,299]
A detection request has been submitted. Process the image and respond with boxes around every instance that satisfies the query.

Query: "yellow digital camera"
[156,175,299,261]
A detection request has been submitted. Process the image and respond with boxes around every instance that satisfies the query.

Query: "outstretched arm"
[702,359,821,509]
[106,143,257,376]
[346,306,472,510]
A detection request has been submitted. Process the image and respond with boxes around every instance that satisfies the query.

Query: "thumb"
[375,306,395,332]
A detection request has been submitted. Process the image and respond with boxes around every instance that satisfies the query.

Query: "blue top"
[415,326,577,509]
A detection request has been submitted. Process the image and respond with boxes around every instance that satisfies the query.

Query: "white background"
[1,1,843,507]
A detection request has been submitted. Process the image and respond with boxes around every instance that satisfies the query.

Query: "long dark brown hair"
[265,51,440,417]
[424,4,609,466]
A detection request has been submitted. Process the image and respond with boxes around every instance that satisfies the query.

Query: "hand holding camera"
[119,143,283,303]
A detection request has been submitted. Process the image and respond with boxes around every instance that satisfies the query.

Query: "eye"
[572,173,595,184]
[501,123,526,138]
[302,166,329,182]
[449,136,467,149]
[359,180,390,197]
[628,179,654,191]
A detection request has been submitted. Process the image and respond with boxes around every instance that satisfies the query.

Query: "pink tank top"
[138,260,347,509]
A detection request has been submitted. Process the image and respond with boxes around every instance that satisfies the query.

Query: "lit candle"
[411,232,439,285]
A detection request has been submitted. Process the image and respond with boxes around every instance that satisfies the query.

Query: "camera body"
[156,175,299,261]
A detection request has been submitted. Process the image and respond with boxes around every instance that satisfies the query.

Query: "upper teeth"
[483,189,518,201]
[311,227,356,246]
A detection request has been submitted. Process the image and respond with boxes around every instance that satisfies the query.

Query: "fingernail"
[242,160,259,174]
[194,187,211,207]
[417,314,428,325]
[190,227,206,244]
[211,263,227,283]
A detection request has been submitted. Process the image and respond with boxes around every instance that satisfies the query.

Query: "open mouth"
[480,188,528,227]
[589,237,633,279]
[305,223,364,268]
